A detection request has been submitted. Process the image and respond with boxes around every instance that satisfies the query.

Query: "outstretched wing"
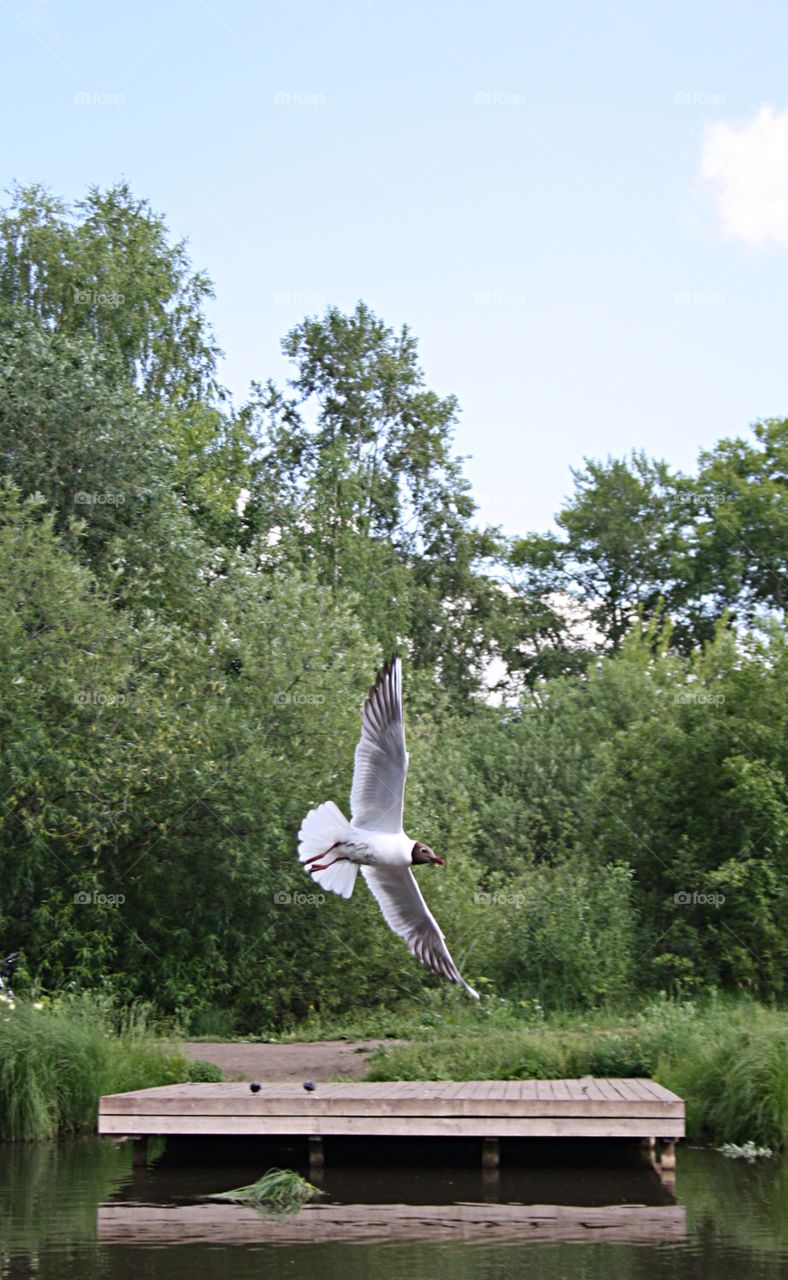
[350,654,408,834]
[362,865,479,997]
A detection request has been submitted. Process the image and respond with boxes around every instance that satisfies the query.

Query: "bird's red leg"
[304,841,341,866]
[310,855,349,873]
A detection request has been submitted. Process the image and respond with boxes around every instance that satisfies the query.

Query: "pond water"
[1,1136,785,1279]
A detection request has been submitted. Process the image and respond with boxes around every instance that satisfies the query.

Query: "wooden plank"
[550,1079,572,1100]
[608,1080,652,1100]
[632,1077,683,1104]
[563,1079,587,1101]
[593,1079,628,1102]
[98,1113,682,1138]
[97,1202,687,1245]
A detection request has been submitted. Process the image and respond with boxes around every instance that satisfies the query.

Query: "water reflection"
[1,1137,785,1280]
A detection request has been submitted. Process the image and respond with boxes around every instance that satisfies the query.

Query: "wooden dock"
[99,1077,684,1168]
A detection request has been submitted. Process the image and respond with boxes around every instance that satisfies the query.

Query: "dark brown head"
[411,841,444,866]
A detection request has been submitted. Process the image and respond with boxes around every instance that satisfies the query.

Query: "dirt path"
[181,1039,405,1083]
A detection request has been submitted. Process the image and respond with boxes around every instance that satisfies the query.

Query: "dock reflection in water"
[97,1136,684,1246]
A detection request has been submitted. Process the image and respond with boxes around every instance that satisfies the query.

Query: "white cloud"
[700,105,788,248]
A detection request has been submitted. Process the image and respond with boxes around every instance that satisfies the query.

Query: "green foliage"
[471,860,635,1007]
[464,620,787,998]
[187,1058,225,1082]
[508,428,786,671]
[656,1003,788,1149]
[556,451,688,650]
[691,418,787,621]
[246,301,509,698]
[0,181,220,403]
[0,994,189,1140]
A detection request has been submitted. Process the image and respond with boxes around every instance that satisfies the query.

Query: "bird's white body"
[296,656,478,998]
[339,827,414,867]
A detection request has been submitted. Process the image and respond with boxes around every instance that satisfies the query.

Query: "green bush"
[187,1058,225,1082]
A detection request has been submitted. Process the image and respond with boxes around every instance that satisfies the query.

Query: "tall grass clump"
[653,1005,788,1150]
[207,1168,323,1215]
[0,993,190,1140]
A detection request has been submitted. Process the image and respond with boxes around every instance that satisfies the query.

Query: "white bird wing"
[350,654,408,834]
[361,865,478,997]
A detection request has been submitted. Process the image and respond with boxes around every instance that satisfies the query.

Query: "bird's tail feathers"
[312,856,359,899]
[297,800,359,900]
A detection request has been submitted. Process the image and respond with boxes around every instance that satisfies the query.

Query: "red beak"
[430,855,445,865]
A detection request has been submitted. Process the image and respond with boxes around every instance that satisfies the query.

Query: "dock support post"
[308,1136,325,1171]
[481,1138,500,1169]
[131,1137,148,1167]
[659,1139,677,1172]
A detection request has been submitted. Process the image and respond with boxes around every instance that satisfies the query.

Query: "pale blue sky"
[2,0,787,532]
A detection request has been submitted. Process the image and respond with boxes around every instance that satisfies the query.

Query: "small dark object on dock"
[250,1081,262,1093]
[303,1080,316,1092]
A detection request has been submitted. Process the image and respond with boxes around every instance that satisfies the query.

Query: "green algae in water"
[206,1167,324,1215]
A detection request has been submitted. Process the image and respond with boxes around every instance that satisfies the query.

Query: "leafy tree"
[508,428,786,664]
[0,304,218,621]
[498,533,596,688]
[244,302,509,698]
[0,185,253,541]
[0,182,219,403]
[688,418,787,623]
[509,452,689,658]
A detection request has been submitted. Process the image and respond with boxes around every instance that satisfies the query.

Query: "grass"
[207,1168,323,1214]
[0,992,195,1140]
[254,989,552,1043]
[356,992,788,1149]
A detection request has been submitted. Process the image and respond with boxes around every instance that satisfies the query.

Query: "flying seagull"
[298,655,478,998]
